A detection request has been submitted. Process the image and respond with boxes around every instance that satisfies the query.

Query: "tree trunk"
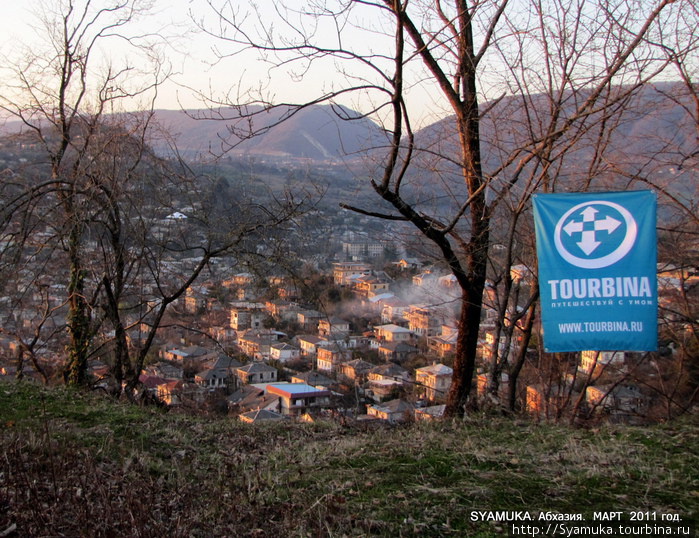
[64,227,91,386]
[445,281,486,416]
[508,302,537,412]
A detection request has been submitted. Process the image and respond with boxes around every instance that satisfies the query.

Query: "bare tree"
[200,0,684,417]
[0,0,167,385]
[0,0,307,395]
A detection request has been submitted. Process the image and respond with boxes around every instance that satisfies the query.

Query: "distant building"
[297,309,323,331]
[239,409,286,423]
[290,370,335,390]
[406,305,443,338]
[586,384,646,420]
[414,404,446,421]
[318,317,350,338]
[525,384,574,420]
[381,297,409,324]
[316,347,352,373]
[332,262,371,286]
[237,330,286,360]
[269,342,301,363]
[367,399,415,423]
[377,341,419,363]
[229,302,265,331]
[234,362,278,386]
[338,358,374,383]
[428,325,458,358]
[353,274,390,298]
[296,335,330,357]
[374,323,413,344]
[415,363,453,403]
[194,355,242,390]
[265,383,332,416]
[341,236,385,261]
[162,345,212,363]
[579,350,625,376]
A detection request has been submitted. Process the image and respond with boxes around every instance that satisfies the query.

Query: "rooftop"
[266,383,331,399]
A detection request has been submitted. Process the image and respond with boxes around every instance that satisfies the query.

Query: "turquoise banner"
[533,191,657,352]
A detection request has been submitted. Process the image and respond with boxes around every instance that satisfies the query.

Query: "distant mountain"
[152,104,388,162]
[2,84,695,217]
[403,82,698,218]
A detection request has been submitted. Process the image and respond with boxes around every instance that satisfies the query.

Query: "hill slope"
[1,381,696,537]
[153,104,387,162]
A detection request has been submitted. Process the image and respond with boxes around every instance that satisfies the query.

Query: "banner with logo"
[533,191,657,352]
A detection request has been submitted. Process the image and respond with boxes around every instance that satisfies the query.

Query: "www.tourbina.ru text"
[558,321,645,334]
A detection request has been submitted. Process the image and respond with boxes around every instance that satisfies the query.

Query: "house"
[234,362,278,386]
[269,342,301,363]
[194,355,242,390]
[157,380,195,405]
[368,362,410,383]
[239,409,286,423]
[476,372,510,400]
[142,361,183,380]
[296,335,330,357]
[578,350,625,376]
[290,370,335,390]
[414,404,446,421]
[332,262,371,285]
[229,302,265,331]
[316,347,352,373]
[526,384,574,420]
[265,383,333,416]
[194,368,228,390]
[394,258,422,271]
[227,385,280,414]
[510,264,536,283]
[237,330,286,360]
[225,273,254,287]
[366,363,410,402]
[138,374,168,396]
[341,237,385,260]
[377,341,419,363]
[415,363,453,403]
[353,274,390,298]
[318,317,350,338]
[381,297,409,324]
[184,285,209,314]
[412,271,437,287]
[265,300,300,321]
[297,310,323,331]
[428,325,459,358]
[366,378,405,402]
[479,330,511,363]
[373,324,413,344]
[346,334,371,349]
[162,345,212,363]
[367,399,415,423]
[586,384,646,418]
[406,305,444,337]
[338,358,374,383]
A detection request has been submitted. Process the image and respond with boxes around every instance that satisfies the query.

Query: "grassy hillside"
[0,381,696,537]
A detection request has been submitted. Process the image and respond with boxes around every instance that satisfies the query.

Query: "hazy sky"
[0,0,448,126]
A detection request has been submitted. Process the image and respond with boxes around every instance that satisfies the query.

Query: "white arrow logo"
[554,200,637,269]
[563,206,622,256]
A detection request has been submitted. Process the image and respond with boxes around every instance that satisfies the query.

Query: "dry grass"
[0,381,697,536]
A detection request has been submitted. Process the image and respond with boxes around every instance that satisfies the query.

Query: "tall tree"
[0,0,164,385]
[0,0,306,394]
[201,0,684,416]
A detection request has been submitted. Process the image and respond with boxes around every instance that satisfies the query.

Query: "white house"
[269,342,301,363]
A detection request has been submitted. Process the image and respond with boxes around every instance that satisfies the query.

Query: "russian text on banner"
[532,191,657,352]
